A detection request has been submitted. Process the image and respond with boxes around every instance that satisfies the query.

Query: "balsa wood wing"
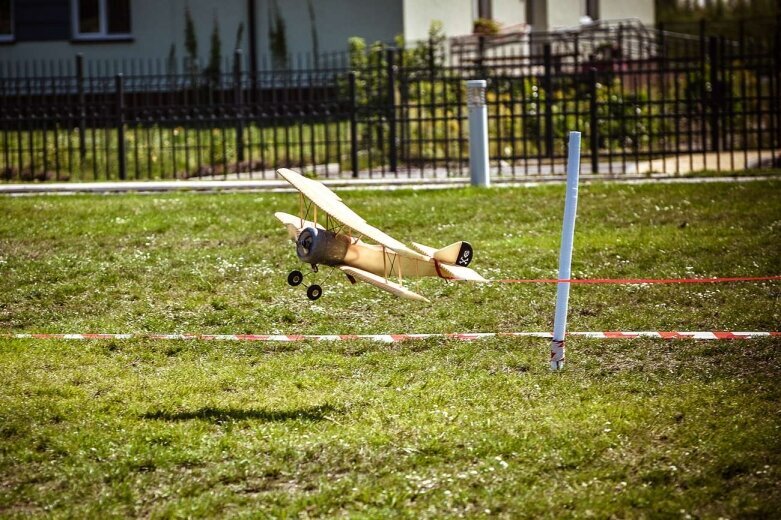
[339,266,430,303]
[277,168,430,262]
[274,211,325,240]
[437,263,488,282]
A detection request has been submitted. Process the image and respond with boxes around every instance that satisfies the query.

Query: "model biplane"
[274,168,486,302]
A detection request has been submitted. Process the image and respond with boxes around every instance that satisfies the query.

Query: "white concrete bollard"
[466,80,490,187]
[550,131,582,370]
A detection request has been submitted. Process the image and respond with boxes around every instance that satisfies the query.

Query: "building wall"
[492,0,527,30]
[0,0,654,68]
[545,0,583,29]
[401,0,473,43]
[599,0,654,26]
[255,0,403,61]
[0,0,248,67]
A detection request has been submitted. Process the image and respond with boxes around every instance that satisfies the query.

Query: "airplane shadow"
[142,403,338,423]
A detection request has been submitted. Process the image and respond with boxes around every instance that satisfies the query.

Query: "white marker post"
[466,80,490,187]
[550,131,582,370]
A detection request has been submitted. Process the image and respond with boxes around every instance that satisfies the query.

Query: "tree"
[184,5,199,79]
[268,0,288,70]
[204,15,222,86]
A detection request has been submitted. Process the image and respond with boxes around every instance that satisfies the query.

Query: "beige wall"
[599,0,654,26]
[401,0,473,42]
[545,0,583,29]
[493,0,526,29]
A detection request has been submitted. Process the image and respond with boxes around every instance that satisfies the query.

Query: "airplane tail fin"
[411,241,473,267]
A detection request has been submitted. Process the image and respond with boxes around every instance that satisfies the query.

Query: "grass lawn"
[0,180,779,517]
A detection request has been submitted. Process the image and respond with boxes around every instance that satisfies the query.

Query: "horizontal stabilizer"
[411,242,438,257]
[339,266,430,303]
[438,263,488,282]
[412,241,473,267]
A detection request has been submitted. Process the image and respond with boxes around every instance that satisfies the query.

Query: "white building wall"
[599,0,654,26]
[545,0,583,29]
[492,0,527,30]
[401,0,473,43]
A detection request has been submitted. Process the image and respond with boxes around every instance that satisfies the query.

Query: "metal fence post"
[708,36,720,152]
[233,49,245,164]
[115,74,126,181]
[76,54,86,159]
[774,17,781,152]
[466,80,490,187]
[772,14,781,152]
[348,71,359,178]
[543,43,554,158]
[589,68,599,174]
[386,48,397,174]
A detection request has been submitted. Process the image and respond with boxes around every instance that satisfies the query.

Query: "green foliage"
[657,0,780,24]
[268,0,288,70]
[204,16,222,87]
[184,5,198,76]
[395,20,448,71]
[1,182,780,516]
[166,43,177,76]
[473,17,501,35]
[233,21,244,51]
[656,0,779,48]
[307,0,319,67]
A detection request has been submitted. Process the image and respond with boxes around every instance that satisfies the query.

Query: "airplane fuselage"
[277,211,441,280]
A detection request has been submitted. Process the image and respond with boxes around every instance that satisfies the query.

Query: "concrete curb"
[0,175,777,195]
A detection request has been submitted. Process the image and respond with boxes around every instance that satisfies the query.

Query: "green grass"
[1,181,780,517]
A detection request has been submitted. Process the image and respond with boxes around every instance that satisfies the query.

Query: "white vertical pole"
[466,79,490,187]
[550,131,582,370]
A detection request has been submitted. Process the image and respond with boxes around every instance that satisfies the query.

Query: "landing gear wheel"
[306,284,322,301]
[287,270,304,286]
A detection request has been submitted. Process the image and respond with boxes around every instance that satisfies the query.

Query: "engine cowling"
[296,227,351,266]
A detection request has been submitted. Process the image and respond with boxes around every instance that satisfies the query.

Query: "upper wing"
[277,168,430,262]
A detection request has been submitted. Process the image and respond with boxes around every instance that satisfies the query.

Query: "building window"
[0,0,13,41]
[72,0,131,39]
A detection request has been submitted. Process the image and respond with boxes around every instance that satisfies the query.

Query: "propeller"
[297,228,315,258]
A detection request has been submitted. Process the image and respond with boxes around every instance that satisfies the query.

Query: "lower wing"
[437,263,488,282]
[339,266,430,303]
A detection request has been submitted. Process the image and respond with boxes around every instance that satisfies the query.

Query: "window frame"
[0,0,14,43]
[71,0,132,41]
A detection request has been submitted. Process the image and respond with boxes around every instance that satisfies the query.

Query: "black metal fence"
[1,20,779,182]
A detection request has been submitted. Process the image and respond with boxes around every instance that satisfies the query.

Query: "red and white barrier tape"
[3,332,779,342]
[494,275,781,284]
